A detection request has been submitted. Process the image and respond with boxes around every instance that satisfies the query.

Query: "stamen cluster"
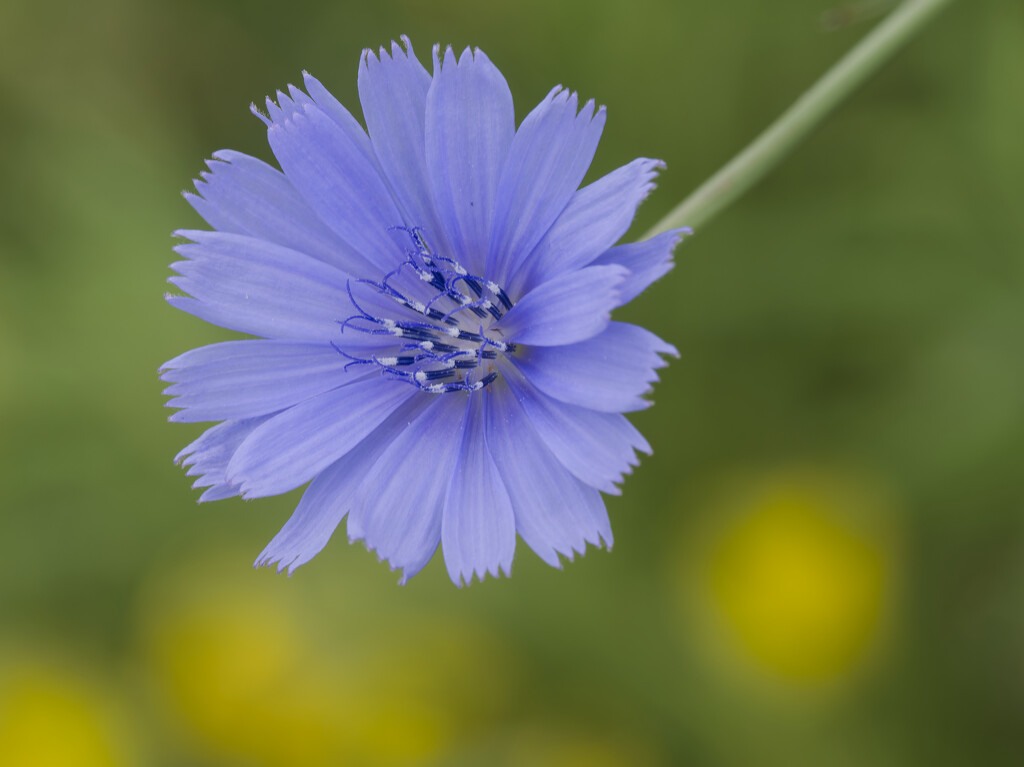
[337,229,517,393]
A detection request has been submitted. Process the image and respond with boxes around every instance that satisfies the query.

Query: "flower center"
[337,229,517,394]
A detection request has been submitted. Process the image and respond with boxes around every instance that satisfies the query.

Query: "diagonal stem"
[644,0,954,239]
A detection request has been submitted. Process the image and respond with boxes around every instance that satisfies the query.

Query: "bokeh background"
[1,0,1022,764]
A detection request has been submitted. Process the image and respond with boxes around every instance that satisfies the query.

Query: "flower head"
[162,37,688,585]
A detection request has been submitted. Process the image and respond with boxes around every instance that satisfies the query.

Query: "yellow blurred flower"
[0,656,132,767]
[137,550,516,766]
[685,468,895,686]
[142,582,338,765]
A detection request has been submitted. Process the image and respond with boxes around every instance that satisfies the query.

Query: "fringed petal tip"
[166,409,195,424]
[197,484,240,503]
[171,228,210,243]
[588,531,615,556]
[253,551,302,577]
[361,34,416,67]
[632,159,668,208]
[431,42,495,72]
[660,342,681,360]
[250,81,327,132]
[564,530,615,561]
[659,226,694,254]
[533,527,615,571]
[162,293,192,312]
[250,102,270,127]
[450,562,513,589]
[345,533,422,587]
[540,84,606,124]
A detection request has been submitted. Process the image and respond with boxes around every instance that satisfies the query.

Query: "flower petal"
[226,376,416,498]
[512,321,678,412]
[512,158,665,295]
[359,37,452,256]
[425,45,514,274]
[267,101,406,274]
[485,382,612,566]
[254,394,428,574]
[504,366,650,494]
[161,340,355,423]
[495,264,627,346]
[184,150,373,275]
[174,415,272,500]
[300,72,379,167]
[441,394,516,585]
[489,88,605,282]
[592,228,690,305]
[259,80,380,172]
[348,393,468,584]
[167,230,355,340]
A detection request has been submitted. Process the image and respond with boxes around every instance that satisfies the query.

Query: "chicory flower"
[162,37,687,585]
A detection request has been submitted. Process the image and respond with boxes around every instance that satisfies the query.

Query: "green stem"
[644,0,954,239]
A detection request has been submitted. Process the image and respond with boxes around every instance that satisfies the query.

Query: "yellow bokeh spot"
[144,586,340,766]
[704,471,891,683]
[0,662,129,767]
[138,553,514,766]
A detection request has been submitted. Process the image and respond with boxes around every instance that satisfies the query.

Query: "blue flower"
[162,37,688,585]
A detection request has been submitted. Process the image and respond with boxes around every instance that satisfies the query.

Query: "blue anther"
[333,226,519,396]
[393,326,439,343]
[421,368,458,381]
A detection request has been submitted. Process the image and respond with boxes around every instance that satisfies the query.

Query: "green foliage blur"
[1,0,1022,764]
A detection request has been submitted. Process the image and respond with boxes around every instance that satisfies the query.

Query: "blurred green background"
[1,0,1022,764]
